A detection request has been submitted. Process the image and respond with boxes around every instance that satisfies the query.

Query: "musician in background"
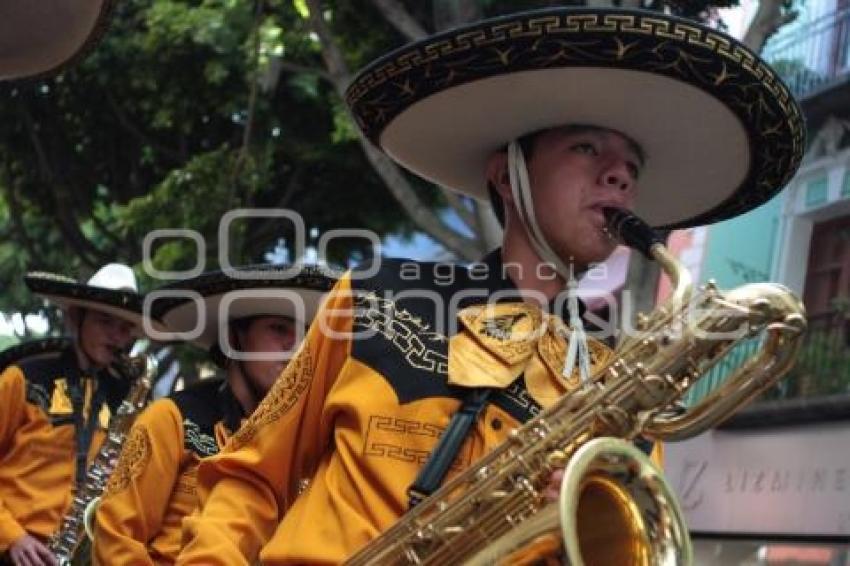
[0,264,144,566]
[90,266,335,565]
[177,7,803,565]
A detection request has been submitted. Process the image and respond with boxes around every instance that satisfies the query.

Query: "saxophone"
[346,210,807,566]
[49,352,157,566]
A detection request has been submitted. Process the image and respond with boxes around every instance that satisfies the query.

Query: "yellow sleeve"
[0,365,30,550]
[92,399,184,565]
[177,275,354,566]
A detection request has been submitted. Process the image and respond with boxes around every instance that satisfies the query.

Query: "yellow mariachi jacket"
[93,379,243,565]
[0,347,127,551]
[177,251,642,565]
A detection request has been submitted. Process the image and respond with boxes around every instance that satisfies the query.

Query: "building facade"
[664,2,850,564]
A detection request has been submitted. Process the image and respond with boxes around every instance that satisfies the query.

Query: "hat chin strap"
[507,140,591,387]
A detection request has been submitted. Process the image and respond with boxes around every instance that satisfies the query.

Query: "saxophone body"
[346,211,807,566]
[49,353,156,566]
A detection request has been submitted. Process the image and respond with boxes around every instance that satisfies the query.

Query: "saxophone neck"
[648,243,693,318]
[603,208,693,335]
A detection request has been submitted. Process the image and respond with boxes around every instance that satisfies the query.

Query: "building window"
[777,214,850,399]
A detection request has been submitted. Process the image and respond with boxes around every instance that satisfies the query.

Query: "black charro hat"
[151,264,338,351]
[0,337,73,372]
[25,263,146,331]
[0,0,115,81]
[345,7,805,229]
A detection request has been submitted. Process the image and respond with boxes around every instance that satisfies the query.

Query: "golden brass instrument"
[50,352,156,566]
[346,210,807,566]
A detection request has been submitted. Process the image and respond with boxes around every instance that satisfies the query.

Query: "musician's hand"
[7,534,58,566]
[543,468,565,503]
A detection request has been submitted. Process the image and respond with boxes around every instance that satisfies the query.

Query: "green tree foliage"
[0,0,422,326]
[0,0,766,330]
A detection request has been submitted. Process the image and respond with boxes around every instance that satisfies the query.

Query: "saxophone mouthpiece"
[603,208,663,259]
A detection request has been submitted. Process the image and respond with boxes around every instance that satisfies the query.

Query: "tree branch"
[304,0,483,260]
[743,0,798,53]
[471,200,503,251]
[359,141,483,259]
[269,57,334,83]
[89,211,135,261]
[19,101,54,182]
[441,188,477,231]
[17,100,107,266]
[52,187,107,268]
[244,167,303,248]
[369,0,428,42]
[104,92,184,162]
[1,181,39,261]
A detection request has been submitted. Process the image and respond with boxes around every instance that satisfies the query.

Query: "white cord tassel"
[508,140,592,388]
[563,275,592,387]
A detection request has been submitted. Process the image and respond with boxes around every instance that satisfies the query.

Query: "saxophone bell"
[463,438,690,566]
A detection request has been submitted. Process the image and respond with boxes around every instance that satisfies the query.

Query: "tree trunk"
[742,0,798,52]
[433,0,482,31]
[305,0,485,260]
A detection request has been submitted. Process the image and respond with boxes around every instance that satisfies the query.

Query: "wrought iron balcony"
[762,6,850,99]
[688,310,850,405]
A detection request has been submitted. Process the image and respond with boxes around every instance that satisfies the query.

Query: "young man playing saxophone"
[0,265,144,566]
[176,7,804,564]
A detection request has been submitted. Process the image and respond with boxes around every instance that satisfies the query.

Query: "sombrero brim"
[152,265,338,350]
[346,8,805,229]
[25,271,146,331]
[0,337,73,371]
[0,0,114,81]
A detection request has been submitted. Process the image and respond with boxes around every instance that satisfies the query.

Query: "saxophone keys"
[545,449,568,468]
[633,374,669,409]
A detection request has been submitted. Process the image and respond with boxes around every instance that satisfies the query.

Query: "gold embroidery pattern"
[458,303,543,366]
[174,470,197,495]
[481,313,527,341]
[363,415,470,471]
[228,346,314,451]
[353,292,449,375]
[346,10,804,227]
[104,425,151,496]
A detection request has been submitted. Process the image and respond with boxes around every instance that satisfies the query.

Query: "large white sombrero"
[151,265,338,351]
[25,263,145,329]
[345,7,806,229]
[0,0,114,80]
